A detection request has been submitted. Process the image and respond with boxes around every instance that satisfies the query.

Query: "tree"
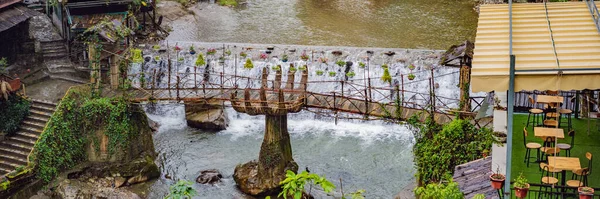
[244,58,254,69]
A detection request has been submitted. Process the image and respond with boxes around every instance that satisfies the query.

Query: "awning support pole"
[504,0,514,196]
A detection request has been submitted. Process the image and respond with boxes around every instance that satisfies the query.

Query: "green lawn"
[511,113,600,191]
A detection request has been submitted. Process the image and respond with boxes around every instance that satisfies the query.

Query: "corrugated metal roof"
[0,4,40,33]
[471,2,600,92]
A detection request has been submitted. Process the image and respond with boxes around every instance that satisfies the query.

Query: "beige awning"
[471,2,600,92]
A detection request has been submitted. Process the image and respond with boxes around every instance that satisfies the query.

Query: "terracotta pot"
[515,184,530,199]
[489,174,505,190]
[578,187,594,199]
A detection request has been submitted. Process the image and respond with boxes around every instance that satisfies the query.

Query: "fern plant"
[279,170,335,199]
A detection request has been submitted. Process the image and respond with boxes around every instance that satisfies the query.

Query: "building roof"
[0,4,40,33]
[471,2,600,92]
[453,157,498,199]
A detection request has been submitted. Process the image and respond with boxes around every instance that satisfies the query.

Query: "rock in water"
[185,101,228,131]
[196,169,223,184]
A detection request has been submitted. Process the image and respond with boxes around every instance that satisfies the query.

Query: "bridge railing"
[125,67,484,116]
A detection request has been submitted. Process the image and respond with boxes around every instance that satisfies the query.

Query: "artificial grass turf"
[511,114,600,190]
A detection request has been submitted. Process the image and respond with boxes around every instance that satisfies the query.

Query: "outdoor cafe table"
[547,156,581,198]
[537,95,564,106]
[534,127,565,139]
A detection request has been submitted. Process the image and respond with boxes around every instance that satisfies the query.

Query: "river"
[167,0,478,49]
[145,0,477,198]
[143,104,416,198]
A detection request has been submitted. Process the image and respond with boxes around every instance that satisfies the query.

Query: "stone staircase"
[40,40,89,84]
[0,99,56,176]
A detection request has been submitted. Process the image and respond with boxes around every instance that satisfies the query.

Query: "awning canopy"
[0,5,39,33]
[471,2,600,92]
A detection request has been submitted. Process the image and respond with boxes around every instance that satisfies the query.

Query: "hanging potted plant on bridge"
[244,58,254,69]
[189,45,196,55]
[579,187,594,199]
[240,51,247,58]
[260,53,268,60]
[281,54,288,62]
[300,53,309,61]
[195,53,206,67]
[336,60,345,67]
[358,62,366,68]
[299,65,307,71]
[271,65,281,71]
[328,71,337,77]
[207,48,217,55]
[407,73,415,80]
[381,67,392,84]
[316,70,324,76]
[346,71,356,78]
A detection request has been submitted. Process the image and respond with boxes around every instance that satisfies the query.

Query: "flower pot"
[190,50,196,55]
[578,187,594,199]
[282,59,288,62]
[489,174,505,190]
[515,184,530,199]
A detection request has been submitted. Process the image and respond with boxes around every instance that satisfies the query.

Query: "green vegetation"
[299,65,307,71]
[328,71,337,77]
[414,179,463,199]
[0,57,7,74]
[289,65,297,72]
[165,180,197,199]
[316,70,324,76]
[195,53,205,67]
[381,64,388,69]
[358,62,365,68]
[279,170,335,199]
[346,71,355,78]
[240,51,247,58]
[381,68,391,84]
[0,95,30,135]
[244,58,254,69]
[33,87,145,182]
[272,65,281,71]
[513,172,528,189]
[409,118,496,184]
[131,49,143,63]
[336,60,346,67]
[408,73,415,80]
[218,0,237,6]
[511,114,600,187]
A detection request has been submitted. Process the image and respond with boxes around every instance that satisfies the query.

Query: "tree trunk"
[459,65,471,112]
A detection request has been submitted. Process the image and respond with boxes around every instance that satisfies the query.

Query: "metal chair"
[558,109,573,130]
[527,96,544,127]
[541,147,560,163]
[523,127,541,167]
[567,168,589,188]
[573,152,593,180]
[556,130,575,157]
[539,164,559,199]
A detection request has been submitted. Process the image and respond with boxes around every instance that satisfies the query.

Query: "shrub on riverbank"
[218,0,237,6]
[409,117,497,184]
[0,95,30,136]
[32,87,153,182]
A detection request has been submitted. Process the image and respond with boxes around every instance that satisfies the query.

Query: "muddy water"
[167,0,477,49]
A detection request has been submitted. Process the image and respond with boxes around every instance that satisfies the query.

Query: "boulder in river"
[185,101,228,131]
[196,169,223,184]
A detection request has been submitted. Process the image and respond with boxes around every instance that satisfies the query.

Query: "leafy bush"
[414,179,464,199]
[33,87,144,182]
[165,180,197,199]
[218,0,237,6]
[411,118,497,184]
[316,70,324,76]
[336,60,346,67]
[279,170,335,199]
[0,95,30,135]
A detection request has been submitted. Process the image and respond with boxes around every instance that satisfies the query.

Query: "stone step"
[30,104,55,113]
[0,140,33,153]
[20,122,44,132]
[43,52,68,59]
[41,44,65,50]
[43,48,67,54]
[40,40,64,47]
[25,115,49,124]
[48,68,77,74]
[49,74,88,84]
[0,154,28,167]
[0,146,29,160]
[30,99,58,107]
[0,166,12,176]
[16,128,42,138]
[8,134,37,146]
[22,120,46,129]
[29,109,52,118]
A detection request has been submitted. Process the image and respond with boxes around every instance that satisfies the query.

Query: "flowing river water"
[167,0,478,49]
[144,0,478,198]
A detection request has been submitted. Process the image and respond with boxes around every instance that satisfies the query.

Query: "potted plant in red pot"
[489,167,505,190]
[513,173,529,199]
[578,187,594,199]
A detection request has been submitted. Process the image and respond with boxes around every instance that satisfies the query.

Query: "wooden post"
[110,54,120,89]
[367,77,372,101]
[364,89,369,119]
[88,43,99,87]
[459,64,472,111]
[430,68,436,114]
[401,74,404,107]
[395,84,401,119]
[176,76,180,102]
[333,92,337,125]
[152,69,156,96]
[340,81,344,98]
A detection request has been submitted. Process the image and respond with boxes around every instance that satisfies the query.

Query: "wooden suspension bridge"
[101,65,493,127]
